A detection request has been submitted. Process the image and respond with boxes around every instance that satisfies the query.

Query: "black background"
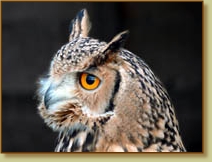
[2,2,202,152]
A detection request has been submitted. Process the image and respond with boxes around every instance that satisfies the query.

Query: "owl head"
[37,9,132,131]
[37,9,185,152]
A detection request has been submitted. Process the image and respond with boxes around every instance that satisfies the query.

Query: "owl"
[37,9,186,152]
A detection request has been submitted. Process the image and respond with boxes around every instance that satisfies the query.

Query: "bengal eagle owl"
[37,9,186,152]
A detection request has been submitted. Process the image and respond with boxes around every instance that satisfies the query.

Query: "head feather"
[69,9,91,41]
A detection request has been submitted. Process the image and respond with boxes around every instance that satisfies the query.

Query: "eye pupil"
[86,75,95,85]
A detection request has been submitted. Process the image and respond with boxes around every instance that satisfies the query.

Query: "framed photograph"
[1,1,202,152]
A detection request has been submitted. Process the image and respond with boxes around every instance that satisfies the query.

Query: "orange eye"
[80,73,101,90]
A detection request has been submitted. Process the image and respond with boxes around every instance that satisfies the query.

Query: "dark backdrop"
[2,2,202,152]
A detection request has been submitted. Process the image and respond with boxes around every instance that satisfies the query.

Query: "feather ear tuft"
[103,30,129,54]
[92,30,129,66]
[69,9,91,42]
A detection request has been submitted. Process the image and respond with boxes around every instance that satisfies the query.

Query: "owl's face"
[37,9,131,131]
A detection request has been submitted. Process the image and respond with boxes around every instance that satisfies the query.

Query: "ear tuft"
[92,30,129,66]
[69,9,91,42]
[103,30,129,54]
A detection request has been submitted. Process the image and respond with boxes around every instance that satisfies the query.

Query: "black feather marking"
[82,132,94,152]
[105,70,121,112]
[140,81,146,90]
[128,134,137,144]
[92,122,98,132]
[123,147,128,152]
[68,128,80,138]
[77,9,85,22]
[61,136,71,151]
[137,147,142,152]
[68,124,87,138]
[71,138,80,152]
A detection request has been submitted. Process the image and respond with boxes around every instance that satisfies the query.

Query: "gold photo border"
[0,0,208,160]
